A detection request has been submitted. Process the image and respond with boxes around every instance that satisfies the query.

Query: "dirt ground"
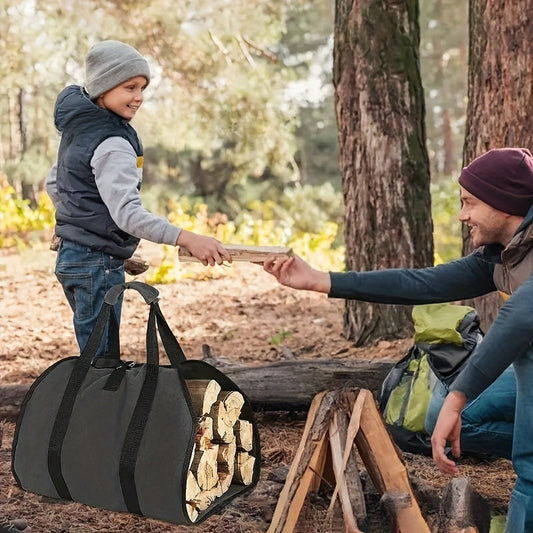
[0,243,516,532]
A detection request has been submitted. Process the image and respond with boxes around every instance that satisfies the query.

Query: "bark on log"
[190,445,220,491]
[218,390,245,425]
[196,415,214,450]
[209,401,234,443]
[0,359,395,419]
[234,419,254,451]
[186,379,222,416]
[438,477,490,533]
[233,451,256,486]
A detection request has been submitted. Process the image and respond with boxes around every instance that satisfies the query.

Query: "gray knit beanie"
[85,40,150,100]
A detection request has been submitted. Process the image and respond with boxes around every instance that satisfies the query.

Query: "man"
[263,147,533,532]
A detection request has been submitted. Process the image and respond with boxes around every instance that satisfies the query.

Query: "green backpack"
[379,303,483,454]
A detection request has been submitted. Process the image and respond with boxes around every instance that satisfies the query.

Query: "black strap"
[47,304,112,499]
[119,307,160,514]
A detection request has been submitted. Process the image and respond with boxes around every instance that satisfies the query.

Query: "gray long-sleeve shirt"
[46,136,181,246]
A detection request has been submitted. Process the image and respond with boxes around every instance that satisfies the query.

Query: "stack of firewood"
[185,379,256,522]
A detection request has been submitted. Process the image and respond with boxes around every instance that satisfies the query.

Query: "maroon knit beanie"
[458,148,533,216]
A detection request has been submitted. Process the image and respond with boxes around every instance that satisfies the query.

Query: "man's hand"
[176,230,231,267]
[431,390,467,475]
[263,254,331,293]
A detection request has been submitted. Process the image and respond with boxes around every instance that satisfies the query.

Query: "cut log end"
[234,451,256,486]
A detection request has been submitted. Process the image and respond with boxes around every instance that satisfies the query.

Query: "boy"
[46,40,230,357]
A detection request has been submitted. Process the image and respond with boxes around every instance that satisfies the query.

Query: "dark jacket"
[329,206,533,399]
[53,85,142,258]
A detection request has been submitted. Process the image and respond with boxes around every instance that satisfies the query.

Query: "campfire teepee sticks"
[267,388,431,533]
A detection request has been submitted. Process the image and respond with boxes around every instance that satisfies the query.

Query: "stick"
[178,244,293,264]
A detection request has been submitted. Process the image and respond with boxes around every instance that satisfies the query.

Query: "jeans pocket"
[55,270,94,321]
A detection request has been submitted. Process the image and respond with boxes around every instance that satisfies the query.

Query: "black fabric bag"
[11,281,260,525]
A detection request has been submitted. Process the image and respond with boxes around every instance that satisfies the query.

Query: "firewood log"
[196,415,214,450]
[209,400,234,443]
[234,419,254,451]
[190,445,220,491]
[186,471,201,502]
[218,470,234,493]
[234,451,255,485]
[186,502,199,522]
[179,244,293,264]
[217,440,237,492]
[186,380,222,416]
[217,390,245,426]
[192,490,215,511]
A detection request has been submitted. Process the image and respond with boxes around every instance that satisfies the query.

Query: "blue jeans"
[505,351,533,533]
[425,365,515,460]
[55,239,125,358]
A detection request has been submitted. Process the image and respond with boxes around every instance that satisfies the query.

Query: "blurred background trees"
[1,0,468,240]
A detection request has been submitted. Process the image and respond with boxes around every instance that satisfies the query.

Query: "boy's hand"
[176,230,231,266]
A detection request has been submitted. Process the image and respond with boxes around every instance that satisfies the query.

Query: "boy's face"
[459,187,512,247]
[96,76,148,120]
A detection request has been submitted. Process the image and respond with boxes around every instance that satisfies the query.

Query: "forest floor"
[0,242,515,532]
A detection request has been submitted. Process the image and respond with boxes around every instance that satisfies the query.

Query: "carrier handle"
[81,282,186,366]
[104,281,159,305]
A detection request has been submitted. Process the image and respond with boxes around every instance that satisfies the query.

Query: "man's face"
[459,187,511,247]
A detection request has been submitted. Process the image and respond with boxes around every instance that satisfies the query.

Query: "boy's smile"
[96,76,147,120]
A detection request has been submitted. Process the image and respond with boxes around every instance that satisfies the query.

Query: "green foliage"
[431,179,462,264]
[269,328,294,345]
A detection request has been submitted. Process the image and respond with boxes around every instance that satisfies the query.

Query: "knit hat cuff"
[86,58,150,99]
[459,169,532,216]
[458,148,533,217]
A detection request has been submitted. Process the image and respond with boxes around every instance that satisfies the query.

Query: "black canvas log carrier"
[11,281,260,525]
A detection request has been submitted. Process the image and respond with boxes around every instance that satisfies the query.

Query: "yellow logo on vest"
[498,290,510,302]
[136,156,144,168]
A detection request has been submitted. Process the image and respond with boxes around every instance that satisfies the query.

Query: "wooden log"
[192,490,216,511]
[438,477,490,533]
[218,390,245,426]
[326,389,366,518]
[179,244,293,264]
[209,401,234,443]
[354,389,430,533]
[0,359,395,419]
[327,404,366,530]
[189,445,220,491]
[234,451,256,486]
[268,390,335,533]
[196,415,214,450]
[217,439,237,491]
[234,419,254,451]
[186,471,201,501]
[186,379,222,416]
[186,502,199,523]
[218,359,395,410]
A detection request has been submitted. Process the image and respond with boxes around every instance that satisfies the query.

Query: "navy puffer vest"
[54,85,142,258]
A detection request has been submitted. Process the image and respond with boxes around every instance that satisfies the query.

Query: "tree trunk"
[462,0,533,331]
[333,0,433,346]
